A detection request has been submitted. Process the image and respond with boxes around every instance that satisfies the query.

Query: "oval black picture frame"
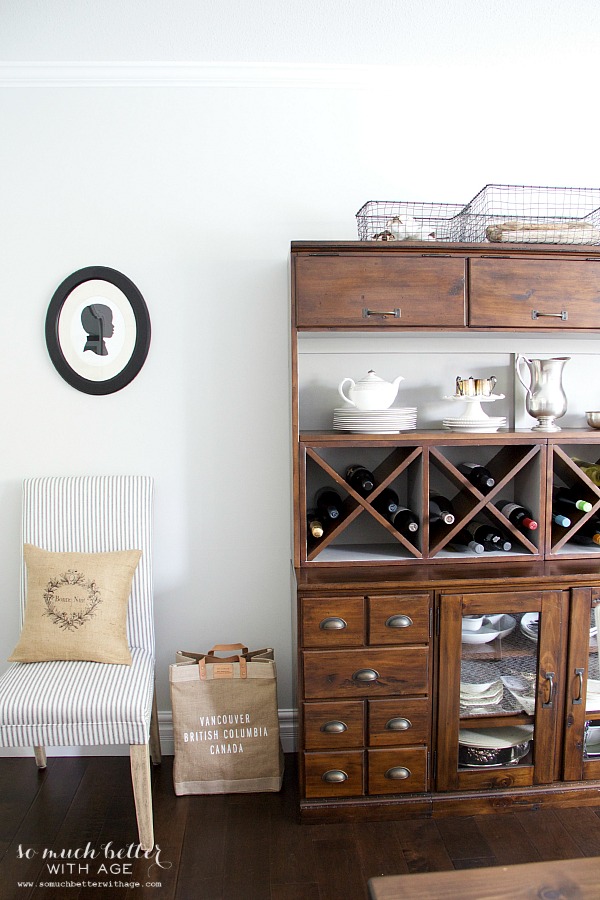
[45,266,151,395]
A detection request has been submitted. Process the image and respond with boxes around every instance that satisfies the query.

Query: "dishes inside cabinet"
[458,724,533,767]
[486,614,517,639]
[461,616,505,644]
[520,612,539,641]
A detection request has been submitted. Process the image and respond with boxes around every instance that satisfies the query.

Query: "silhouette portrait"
[81,304,115,356]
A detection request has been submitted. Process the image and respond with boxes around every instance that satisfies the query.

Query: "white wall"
[1,1,600,745]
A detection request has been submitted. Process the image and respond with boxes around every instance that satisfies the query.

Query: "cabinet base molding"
[299,781,600,823]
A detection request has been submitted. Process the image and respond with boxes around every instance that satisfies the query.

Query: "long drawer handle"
[319,616,347,631]
[322,769,348,784]
[385,716,412,732]
[320,720,348,734]
[352,668,379,683]
[385,766,411,780]
[543,671,556,708]
[362,307,401,319]
[531,309,568,321]
[385,614,413,629]
[573,668,585,706]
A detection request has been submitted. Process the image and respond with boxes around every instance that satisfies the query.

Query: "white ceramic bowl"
[462,615,485,632]
[461,623,501,644]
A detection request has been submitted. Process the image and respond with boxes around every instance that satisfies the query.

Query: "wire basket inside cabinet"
[456,184,600,245]
[356,200,464,242]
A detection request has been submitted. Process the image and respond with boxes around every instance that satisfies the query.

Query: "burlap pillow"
[9,544,142,665]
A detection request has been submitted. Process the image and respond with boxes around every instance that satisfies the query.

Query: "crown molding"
[0,61,384,89]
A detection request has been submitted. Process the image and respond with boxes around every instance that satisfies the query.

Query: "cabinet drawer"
[368,698,430,747]
[469,258,600,328]
[368,594,430,645]
[295,255,466,328]
[304,701,365,749]
[302,596,365,647]
[303,648,429,699]
[367,747,428,795]
[304,750,364,798]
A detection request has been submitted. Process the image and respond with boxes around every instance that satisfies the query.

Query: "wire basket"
[356,200,464,242]
[456,183,600,244]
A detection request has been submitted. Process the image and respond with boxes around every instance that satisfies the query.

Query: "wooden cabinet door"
[563,587,600,781]
[436,589,566,792]
[294,254,466,327]
[469,258,600,329]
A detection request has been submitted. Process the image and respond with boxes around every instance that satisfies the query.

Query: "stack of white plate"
[460,678,503,708]
[443,416,507,433]
[586,678,600,711]
[333,407,417,433]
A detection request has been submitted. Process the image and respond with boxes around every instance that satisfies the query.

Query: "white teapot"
[338,370,404,410]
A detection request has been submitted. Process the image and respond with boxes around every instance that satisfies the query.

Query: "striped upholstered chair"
[0,476,161,850]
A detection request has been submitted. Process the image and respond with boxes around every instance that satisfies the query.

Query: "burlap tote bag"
[170,643,284,795]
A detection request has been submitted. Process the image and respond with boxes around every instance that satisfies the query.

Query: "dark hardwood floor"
[2,754,600,899]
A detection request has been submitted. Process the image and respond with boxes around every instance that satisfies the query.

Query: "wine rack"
[298,432,600,567]
[547,442,600,558]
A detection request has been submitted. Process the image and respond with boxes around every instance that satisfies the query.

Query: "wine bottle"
[346,464,376,497]
[551,511,571,528]
[372,488,400,516]
[577,519,600,543]
[447,527,484,554]
[495,500,538,532]
[571,458,600,487]
[570,531,600,547]
[465,522,512,551]
[554,487,593,513]
[315,487,343,521]
[389,506,419,537]
[429,493,455,525]
[307,510,324,539]
[457,462,495,493]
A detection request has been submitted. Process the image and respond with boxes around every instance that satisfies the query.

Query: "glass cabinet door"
[436,590,565,792]
[564,588,600,781]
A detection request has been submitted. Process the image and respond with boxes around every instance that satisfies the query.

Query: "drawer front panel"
[368,594,430,645]
[304,750,364,798]
[368,698,430,747]
[469,258,600,328]
[295,255,466,328]
[367,747,428,795]
[302,596,365,647]
[303,648,429,700]
[304,701,365,750]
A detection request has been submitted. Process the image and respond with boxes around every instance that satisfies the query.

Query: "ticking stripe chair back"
[21,476,154,655]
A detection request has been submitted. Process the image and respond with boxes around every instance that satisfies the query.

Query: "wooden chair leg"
[130,744,154,851]
[149,686,161,766]
[33,746,47,768]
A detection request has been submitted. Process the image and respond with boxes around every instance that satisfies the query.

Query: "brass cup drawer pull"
[319,616,347,631]
[385,766,411,780]
[352,668,379,683]
[322,769,348,784]
[385,716,412,732]
[320,720,348,735]
[385,614,413,629]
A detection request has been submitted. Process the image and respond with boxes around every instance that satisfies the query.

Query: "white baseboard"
[0,708,298,757]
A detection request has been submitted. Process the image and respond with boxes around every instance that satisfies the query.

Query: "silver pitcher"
[516,355,570,432]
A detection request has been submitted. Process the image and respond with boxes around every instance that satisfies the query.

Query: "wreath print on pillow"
[43,569,103,631]
[9,545,142,665]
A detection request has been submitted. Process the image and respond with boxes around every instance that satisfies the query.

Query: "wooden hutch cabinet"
[291,240,600,821]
